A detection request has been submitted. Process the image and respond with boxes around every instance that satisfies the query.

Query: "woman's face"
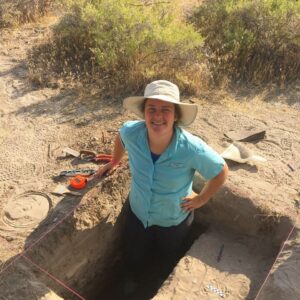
[144,98,176,136]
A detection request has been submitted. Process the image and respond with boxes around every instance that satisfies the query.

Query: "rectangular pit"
[23,180,295,300]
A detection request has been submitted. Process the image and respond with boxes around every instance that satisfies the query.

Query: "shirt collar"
[140,122,180,160]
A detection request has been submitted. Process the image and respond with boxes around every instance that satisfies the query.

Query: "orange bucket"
[70,175,87,189]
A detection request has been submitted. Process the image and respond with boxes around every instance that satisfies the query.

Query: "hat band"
[145,94,179,103]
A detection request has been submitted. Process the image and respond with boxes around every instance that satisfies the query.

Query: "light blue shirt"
[120,121,225,228]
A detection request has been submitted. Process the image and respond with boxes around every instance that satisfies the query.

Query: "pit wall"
[22,171,296,299]
[192,173,295,247]
[152,175,299,300]
[24,176,130,299]
[257,225,300,300]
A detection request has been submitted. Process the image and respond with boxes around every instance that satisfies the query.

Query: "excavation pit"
[21,176,296,300]
[86,215,207,300]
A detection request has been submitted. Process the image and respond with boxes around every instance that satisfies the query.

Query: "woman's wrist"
[111,158,119,167]
[194,194,208,207]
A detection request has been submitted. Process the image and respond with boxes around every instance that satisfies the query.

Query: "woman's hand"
[94,133,125,179]
[94,161,115,178]
[181,164,228,212]
[181,192,208,212]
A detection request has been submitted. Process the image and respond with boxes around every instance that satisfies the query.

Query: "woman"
[96,80,228,277]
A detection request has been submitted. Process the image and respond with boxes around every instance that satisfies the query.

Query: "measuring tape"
[69,175,88,189]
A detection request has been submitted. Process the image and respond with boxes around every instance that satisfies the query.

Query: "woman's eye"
[146,107,172,113]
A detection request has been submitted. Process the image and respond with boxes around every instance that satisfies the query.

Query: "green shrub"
[191,0,300,84]
[30,0,206,95]
[0,0,55,28]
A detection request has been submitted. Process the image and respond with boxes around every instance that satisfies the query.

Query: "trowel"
[52,184,82,196]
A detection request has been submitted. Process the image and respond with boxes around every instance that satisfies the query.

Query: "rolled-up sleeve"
[193,139,225,180]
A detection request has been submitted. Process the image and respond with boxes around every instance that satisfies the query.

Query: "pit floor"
[83,221,277,300]
[85,222,207,300]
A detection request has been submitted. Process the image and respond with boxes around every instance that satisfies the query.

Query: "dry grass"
[0,0,56,28]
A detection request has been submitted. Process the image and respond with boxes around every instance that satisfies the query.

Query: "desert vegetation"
[191,0,300,85]
[27,0,206,96]
[1,0,299,96]
[0,0,55,27]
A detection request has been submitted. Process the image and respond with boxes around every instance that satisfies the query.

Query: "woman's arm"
[95,133,125,177]
[181,163,229,212]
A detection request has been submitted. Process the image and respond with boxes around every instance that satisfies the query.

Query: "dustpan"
[224,128,266,142]
[221,143,267,164]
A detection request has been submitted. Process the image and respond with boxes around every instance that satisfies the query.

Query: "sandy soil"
[0,14,299,300]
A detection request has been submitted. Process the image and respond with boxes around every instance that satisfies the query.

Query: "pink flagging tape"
[254,223,296,300]
[0,199,82,275]
[21,254,86,300]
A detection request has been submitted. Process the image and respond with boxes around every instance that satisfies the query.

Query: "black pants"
[123,204,194,271]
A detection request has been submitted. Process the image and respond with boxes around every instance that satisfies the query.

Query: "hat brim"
[123,96,198,127]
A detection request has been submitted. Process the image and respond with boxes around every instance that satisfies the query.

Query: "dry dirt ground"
[0,15,300,300]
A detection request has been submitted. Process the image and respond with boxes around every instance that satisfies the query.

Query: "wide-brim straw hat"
[221,143,267,164]
[123,80,198,126]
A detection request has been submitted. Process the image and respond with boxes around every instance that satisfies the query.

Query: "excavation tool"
[79,150,119,165]
[70,175,88,189]
[224,128,266,142]
[79,150,98,158]
[62,147,80,157]
[59,169,96,177]
[52,184,82,196]
[69,173,97,189]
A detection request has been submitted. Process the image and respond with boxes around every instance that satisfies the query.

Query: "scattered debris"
[287,162,300,172]
[59,169,96,177]
[217,244,225,262]
[293,199,300,209]
[207,283,225,298]
[52,185,81,196]
[62,147,80,158]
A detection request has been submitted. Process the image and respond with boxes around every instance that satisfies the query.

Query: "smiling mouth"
[151,122,166,126]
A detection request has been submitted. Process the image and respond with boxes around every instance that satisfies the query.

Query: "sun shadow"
[0,164,131,299]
